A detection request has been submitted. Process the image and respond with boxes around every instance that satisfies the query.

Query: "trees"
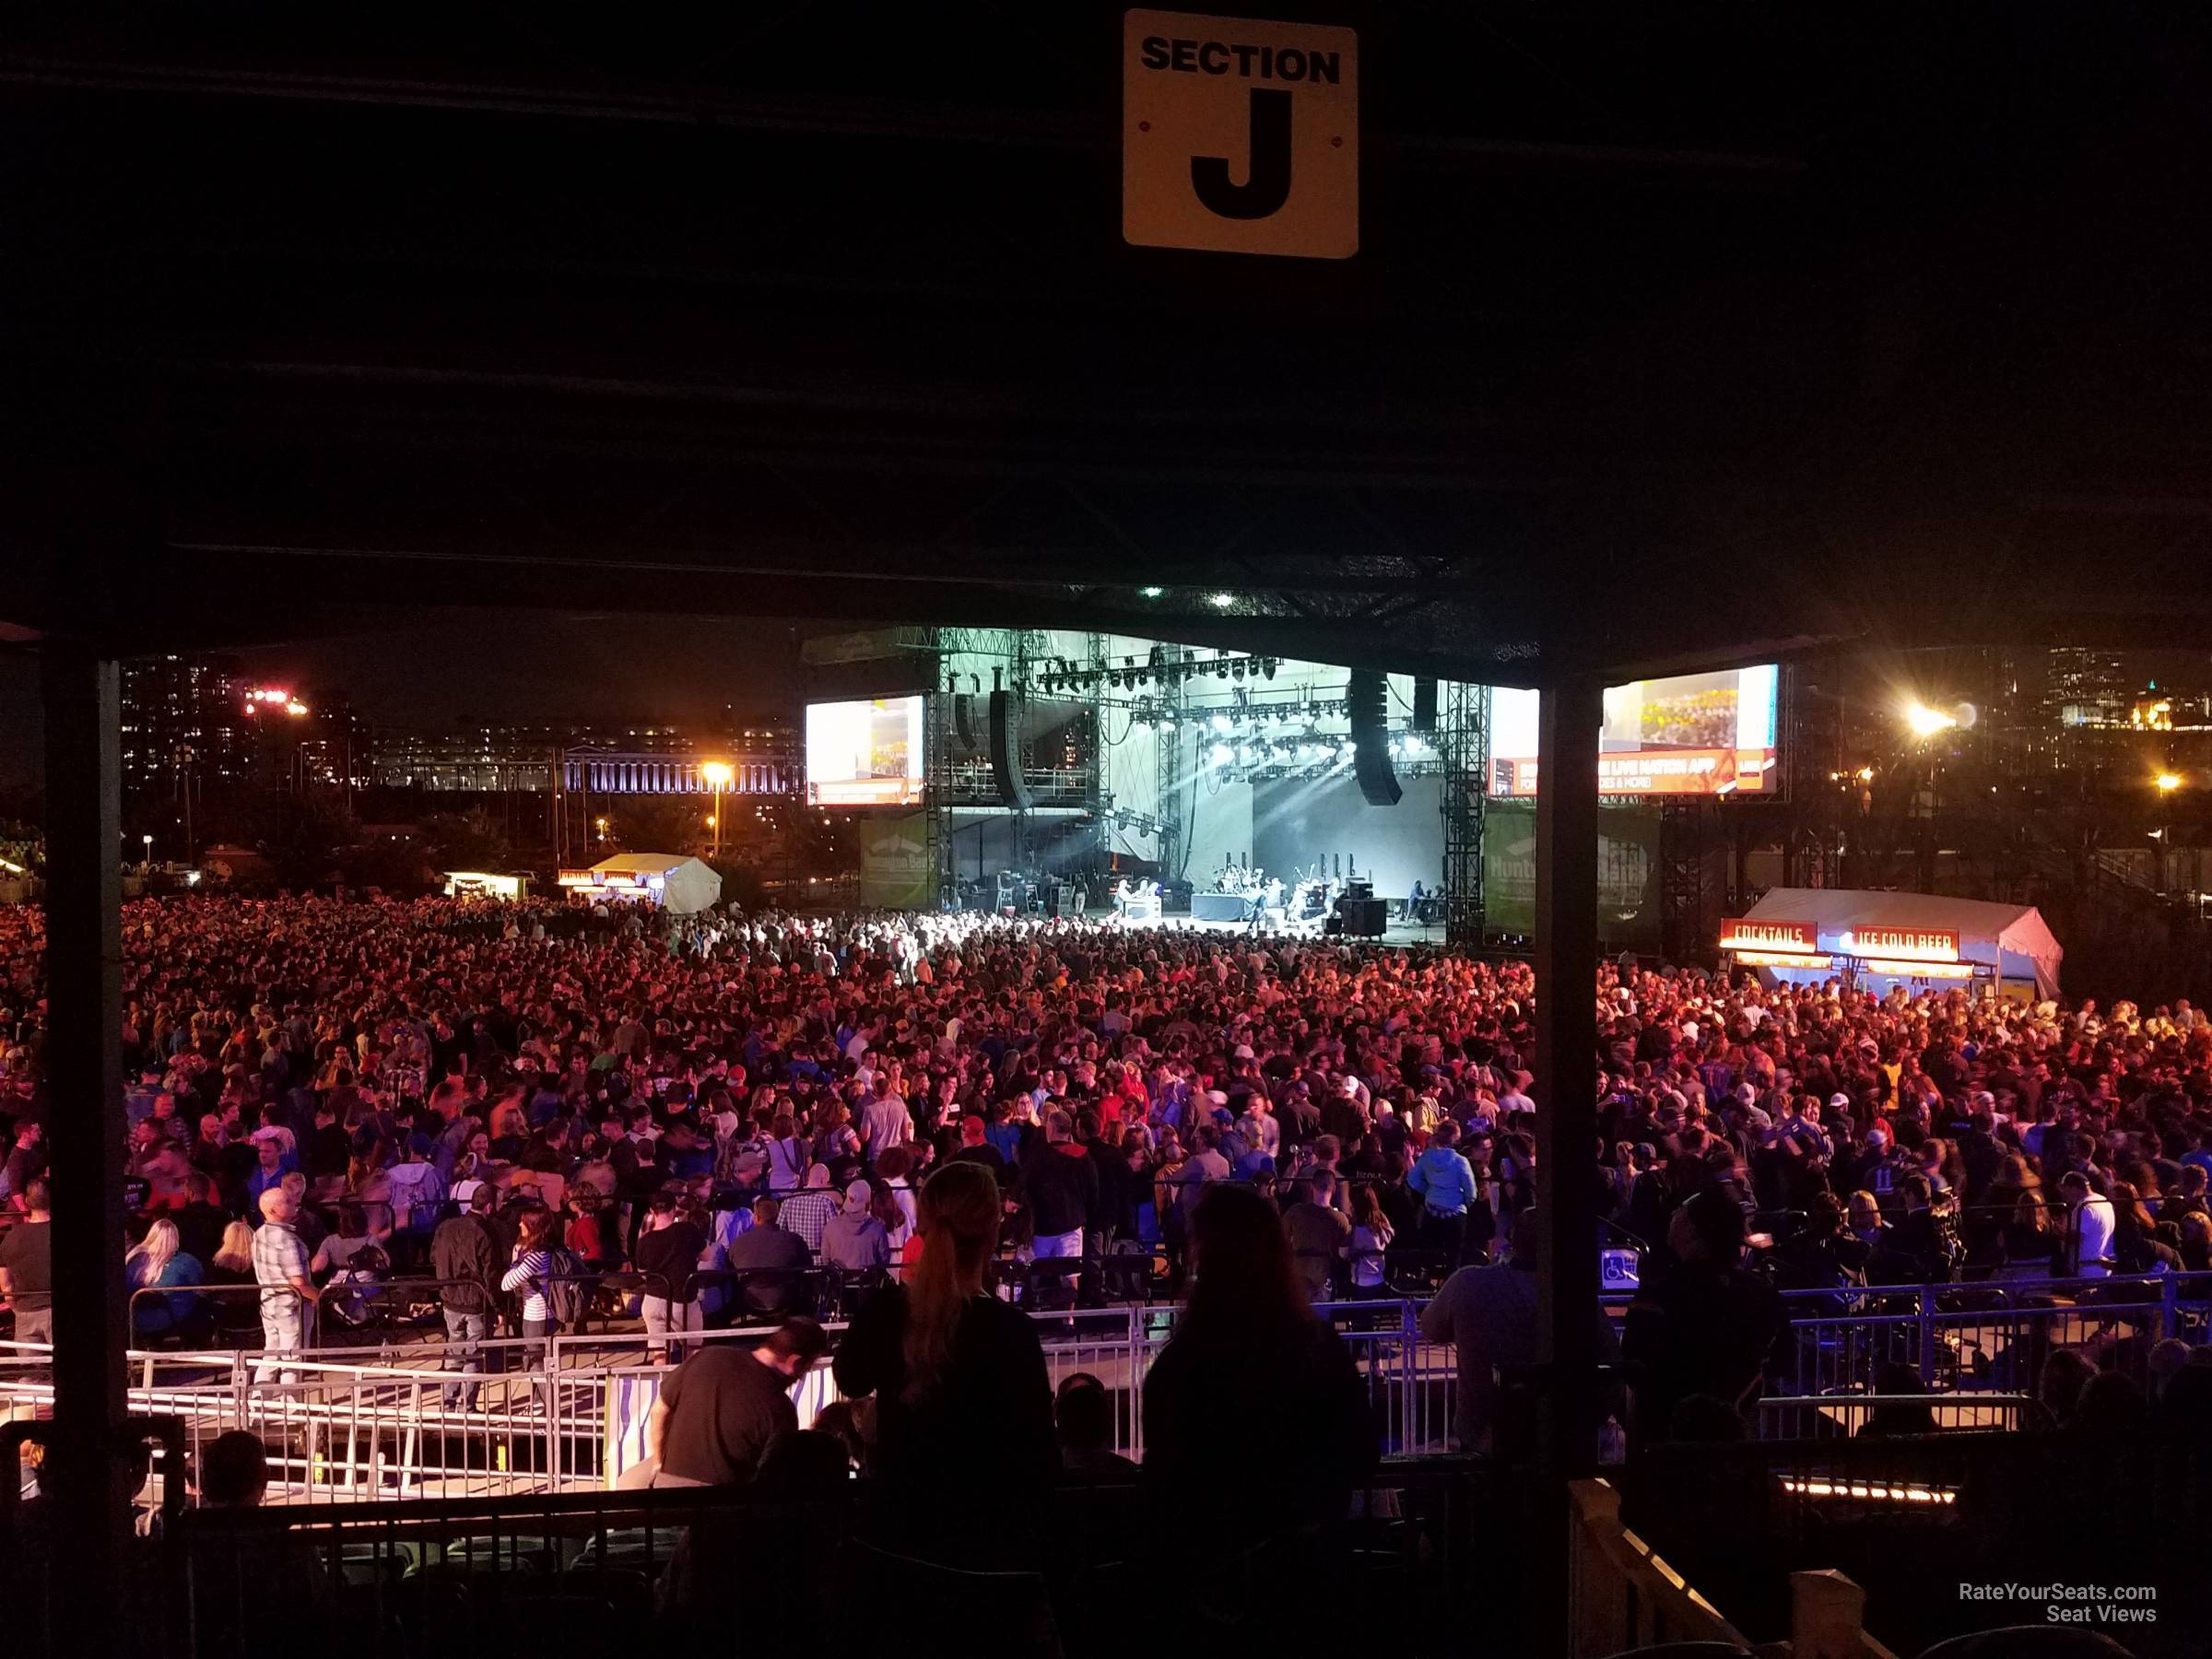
[418,807,512,875]
[255,794,358,890]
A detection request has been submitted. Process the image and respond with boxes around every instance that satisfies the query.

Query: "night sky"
[0,611,832,788]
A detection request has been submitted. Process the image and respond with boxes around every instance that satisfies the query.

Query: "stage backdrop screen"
[1488,665,1781,797]
[806,696,925,806]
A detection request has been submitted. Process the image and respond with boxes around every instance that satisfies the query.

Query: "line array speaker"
[1412,677,1438,733]
[1347,669,1402,807]
[989,688,1033,809]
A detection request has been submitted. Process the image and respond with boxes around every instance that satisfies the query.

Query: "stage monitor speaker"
[988,688,1033,809]
[1337,897,1389,936]
[1347,669,1403,806]
[1412,677,1438,733]
[951,693,980,755]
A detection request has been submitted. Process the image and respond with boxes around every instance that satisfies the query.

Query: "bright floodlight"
[2157,771,2183,794]
[1208,592,1236,607]
[1901,700,1956,738]
[700,759,735,787]
[1139,585,1164,599]
[284,700,310,717]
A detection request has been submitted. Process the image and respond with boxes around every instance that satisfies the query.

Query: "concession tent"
[561,853,723,914]
[1732,888,2063,1000]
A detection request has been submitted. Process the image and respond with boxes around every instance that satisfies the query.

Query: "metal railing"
[5,1455,1499,1659]
[2,1296,1462,1501]
[9,1271,2205,1502]
[1771,1272,2207,1394]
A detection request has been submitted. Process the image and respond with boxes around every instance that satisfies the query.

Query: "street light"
[700,760,734,858]
[1901,700,1957,739]
[140,833,153,870]
[2157,771,2183,794]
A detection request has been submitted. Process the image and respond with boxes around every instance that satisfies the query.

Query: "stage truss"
[1440,680,1489,946]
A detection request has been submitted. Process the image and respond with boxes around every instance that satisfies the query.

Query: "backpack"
[542,1245,588,1327]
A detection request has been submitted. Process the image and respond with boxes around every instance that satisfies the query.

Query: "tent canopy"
[1738,888,2064,1000]
[587,853,723,915]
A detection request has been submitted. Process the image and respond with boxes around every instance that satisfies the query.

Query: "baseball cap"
[1233,1044,1254,1060]
[1828,1092,1852,1111]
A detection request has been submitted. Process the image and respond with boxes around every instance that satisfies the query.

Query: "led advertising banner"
[1488,665,1781,798]
[805,696,925,806]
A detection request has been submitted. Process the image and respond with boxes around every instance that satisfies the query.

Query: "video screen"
[806,696,925,806]
[1488,665,1781,797]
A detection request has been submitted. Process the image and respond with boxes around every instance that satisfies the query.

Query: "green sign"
[1481,799,1661,951]
[859,811,936,909]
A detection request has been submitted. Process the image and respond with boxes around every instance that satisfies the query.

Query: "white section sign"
[1123,9,1359,259]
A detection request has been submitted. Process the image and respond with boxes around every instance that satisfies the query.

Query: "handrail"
[1567,1477,1900,1659]
[1567,1477,1752,1658]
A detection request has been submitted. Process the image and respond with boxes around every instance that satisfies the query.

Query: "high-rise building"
[2041,647,2133,735]
[117,653,252,797]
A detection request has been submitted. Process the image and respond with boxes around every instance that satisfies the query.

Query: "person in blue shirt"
[1408,1119,1484,1268]
[125,1218,205,1343]
[244,1135,299,1212]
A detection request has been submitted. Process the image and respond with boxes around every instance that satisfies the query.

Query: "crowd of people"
[1,893,2209,1436]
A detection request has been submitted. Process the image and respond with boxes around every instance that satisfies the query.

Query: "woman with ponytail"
[833,1159,1056,1581]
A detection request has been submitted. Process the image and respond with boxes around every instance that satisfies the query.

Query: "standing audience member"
[643,1316,829,1487]
[1141,1184,1376,1652]
[819,1180,890,1273]
[834,1162,1056,1626]
[0,1178,53,1343]
[250,1188,317,1384]
[431,1182,502,1408]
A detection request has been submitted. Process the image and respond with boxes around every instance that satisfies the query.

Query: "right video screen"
[1488,665,1780,797]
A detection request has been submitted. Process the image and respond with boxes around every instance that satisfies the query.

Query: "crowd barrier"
[1772,1272,2211,1394]
[8,1273,2204,1505]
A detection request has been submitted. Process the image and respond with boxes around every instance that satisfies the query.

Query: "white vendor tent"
[563,853,723,914]
[1735,888,2063,1000]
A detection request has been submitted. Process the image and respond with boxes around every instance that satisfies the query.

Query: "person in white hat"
[818,1179,889,1272]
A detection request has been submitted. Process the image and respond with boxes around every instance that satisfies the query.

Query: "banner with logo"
[860,810,937,909]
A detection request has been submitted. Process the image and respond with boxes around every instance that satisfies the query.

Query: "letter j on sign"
[1124,9,1359,259]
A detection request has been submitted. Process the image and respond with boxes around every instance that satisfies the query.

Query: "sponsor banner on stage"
[1483,799,1661,951]
[860,810,936,909]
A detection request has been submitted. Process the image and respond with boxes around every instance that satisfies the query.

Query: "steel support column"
[39,644,131,1653]
[1532,675,1602,1650]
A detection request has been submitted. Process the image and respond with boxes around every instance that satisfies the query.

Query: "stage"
[1113,911,1449,949]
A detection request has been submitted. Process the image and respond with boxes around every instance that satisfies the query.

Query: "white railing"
[10,1273,2195,1502]
[0,1300,1457,1501]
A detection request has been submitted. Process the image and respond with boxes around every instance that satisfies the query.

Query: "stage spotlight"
[1211,713,1232,734]
[1209,592,1236,607]
[1339,740,1357,760]
[1209,743,1233,766]
[1263,659,1277,679]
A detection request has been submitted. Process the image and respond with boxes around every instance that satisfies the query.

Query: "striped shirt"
[501,1248,552,1324]
[251,1218,312,1314]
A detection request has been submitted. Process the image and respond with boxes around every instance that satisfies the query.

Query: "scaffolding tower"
[1440,680,1490,945]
